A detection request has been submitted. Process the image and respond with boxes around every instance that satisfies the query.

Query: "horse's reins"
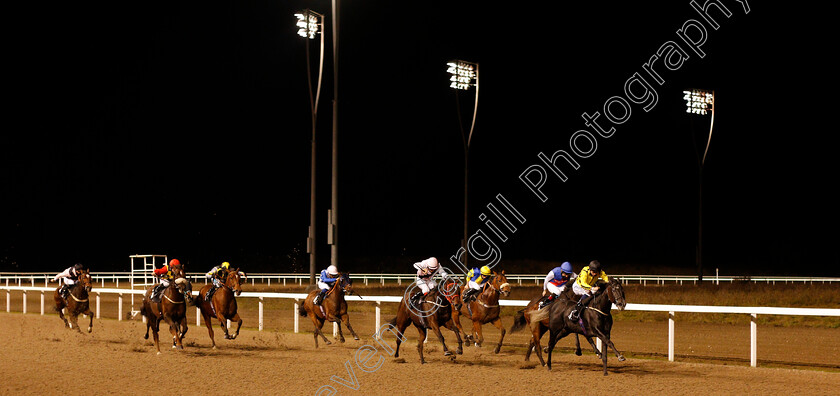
[473,277,510,308]
[585,283,619,316]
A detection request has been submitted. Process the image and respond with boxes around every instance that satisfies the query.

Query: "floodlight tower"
[683,89,715,281]
[296,9,324,285]
[448,60,479,268]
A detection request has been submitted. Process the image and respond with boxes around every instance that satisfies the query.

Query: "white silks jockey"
[54,263,84,299]
[539,261,576,309]
[314,265,340,306]
[410,257,447,308]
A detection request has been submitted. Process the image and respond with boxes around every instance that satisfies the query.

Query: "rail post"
[375,301,381,338]
[118,293,123,321]
[22,290,27,314]
[196,307,201,326]
[750,313,757,367]
[294,299,300,333]
[259,297,264,331]
[6,290,9,312]
[668,311,675,362]
[40,291,45,315]
[96,293,100,318]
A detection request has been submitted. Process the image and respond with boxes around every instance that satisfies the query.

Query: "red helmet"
[169,259,181,267]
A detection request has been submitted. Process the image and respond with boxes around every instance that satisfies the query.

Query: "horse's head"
[439,277,462,311]
[339,273,354,295]
[226,268,243,296]
[78,269,92,294]
[492,270,511,297]
[607,278,626,311]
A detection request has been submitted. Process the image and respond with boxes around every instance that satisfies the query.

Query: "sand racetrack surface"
[3,312,838,396]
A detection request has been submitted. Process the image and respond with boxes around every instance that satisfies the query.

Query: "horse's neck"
[480,284,499,303]
[72,284,87,297]
[591,288,612,311]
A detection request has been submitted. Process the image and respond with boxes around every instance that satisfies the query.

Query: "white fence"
[3,272,840,288]
[3,284,838,368]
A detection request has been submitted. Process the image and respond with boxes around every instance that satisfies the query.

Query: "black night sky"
[2,1,837,275]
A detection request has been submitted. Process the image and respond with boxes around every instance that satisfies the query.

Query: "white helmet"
[425,257,439,271]
[327,265,339,275]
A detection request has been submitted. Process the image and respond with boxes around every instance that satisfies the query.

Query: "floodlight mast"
[448,60,479,269]
[296,9,324,285]
[684,89,714,282]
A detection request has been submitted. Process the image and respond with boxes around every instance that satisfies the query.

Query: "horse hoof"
[543,347,549,354]
[212,346,217,350]
[87,328,92,333]
[144,334,149,340]
[325,341,332,345]
[457,349,463,355]
[156,352,161,355]
[494,346,501,354]
[575,350,582,356]
[618,356,626,362]
[444,351,452,356]
[353,337,360,341]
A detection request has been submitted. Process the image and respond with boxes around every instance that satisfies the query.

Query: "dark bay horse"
[298,273,360,347]
[546,278,627,375]
[452,270,511,353]
[140,268,194,354]
[53,269,93,333]
[192,267,244,348]
[388,279,461,363]
[509,286,584,366]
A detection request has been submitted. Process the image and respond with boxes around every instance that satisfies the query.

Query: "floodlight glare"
[295,10,322,40]
[683,89,714,115]
[447,60,477,90]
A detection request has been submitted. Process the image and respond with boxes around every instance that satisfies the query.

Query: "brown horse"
[298,273,360,347]
[140,267,194,354]
[546,278,627,375]
[509,286,584,366]
[452,270,511,353]
[192,267,244,348]
[53,269,93,333]
[388,278,461,363]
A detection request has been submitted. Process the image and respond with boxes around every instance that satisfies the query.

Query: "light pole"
[329,0,340,268]
[296,9,324,285]
[448,60,479,268]
[683,89,715,282]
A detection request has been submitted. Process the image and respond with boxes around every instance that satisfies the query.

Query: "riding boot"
[205,286,216,302]
[409,291,423,309]
[60,285,70,299]
[151,284,163,303]
[568,295,590,320]
[539,293,557,310]
[314,289,327,306]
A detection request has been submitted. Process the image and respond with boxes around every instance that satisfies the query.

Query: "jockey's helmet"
[426,257,439,271]
[588,260,602,273]
[221,261,230,269]
[169,258,181,268]
[73,263,84,271]
[560,261,573,274]
[327,265,339,276]
[480,265,492,276]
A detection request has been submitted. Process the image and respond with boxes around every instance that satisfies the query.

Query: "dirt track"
[3,312,838,395]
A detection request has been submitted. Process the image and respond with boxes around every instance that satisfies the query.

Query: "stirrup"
[568,310,578,320]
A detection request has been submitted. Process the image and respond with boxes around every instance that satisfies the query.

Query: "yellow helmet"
[221,261,230,269]
[480,266,492,276]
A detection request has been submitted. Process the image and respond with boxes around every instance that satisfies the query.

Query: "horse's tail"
[510,308,528,333]
[387,316,396,328]
[298,302,308,317]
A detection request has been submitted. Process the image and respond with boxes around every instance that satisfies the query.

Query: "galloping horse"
[546,278,627,375]
[453,270,511,353]
[53,269,93,333]
[140,266,194,354]
[299,273,360,348]
[510,286,584,366]
[192,267,244,348]
[389,278,462,363]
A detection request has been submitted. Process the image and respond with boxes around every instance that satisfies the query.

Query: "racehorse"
[509,286,585,366]
[192,267,244,348]
[545,277,627,375]
[53,269,93,333]
[452,270,511,353]
[298,273,360,348]
[388,278,462,363]
[140,266,194,354]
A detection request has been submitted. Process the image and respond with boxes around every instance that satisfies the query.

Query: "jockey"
[151,259,180,303]
[410,257,447,308]
[54,263,85,300]
[539,261,577,309]
[204,261,230,302]
[568,260,609,320]
[462,265,492,303]
[314,265,339,306]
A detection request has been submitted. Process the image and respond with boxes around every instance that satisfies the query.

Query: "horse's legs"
[414,323,427,364]
[442,320,463,355]
[151,316,162,354]
[531,324,548,366]
[180,315,188,341]
[83,307,94,333]
[583,335,601,358]
[202,309,217,349]
[574,334,583,356]
[311,315,331,347]
[340,313,360,341]
[428,321,452,357]
[546,328,570,371]
[230,312,242,340]
[215,309,230,339]
[336,321,345,343]
[491,317,506,354]
[592,328,625,362]
[472,320,483,347]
